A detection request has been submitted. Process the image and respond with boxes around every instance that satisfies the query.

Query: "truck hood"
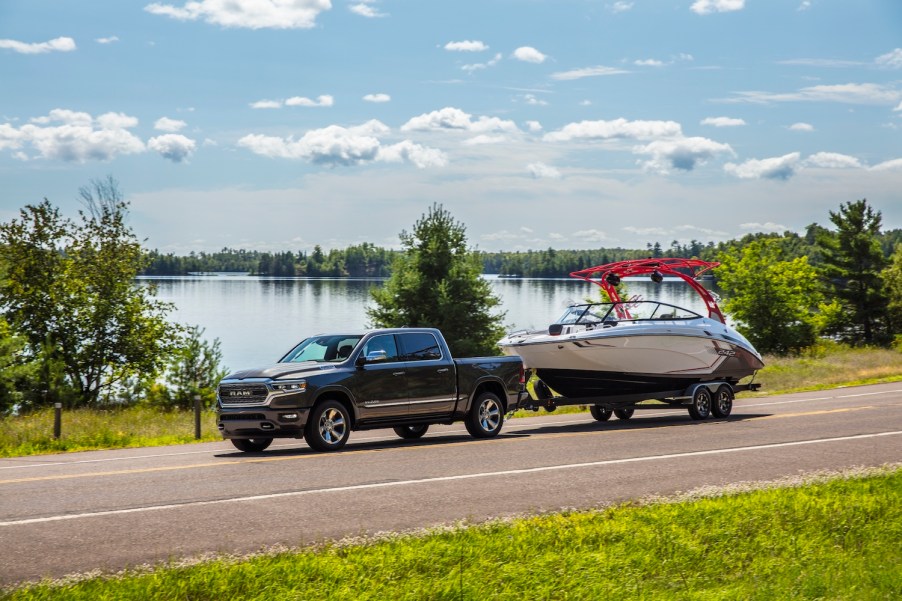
[223,361,342,381]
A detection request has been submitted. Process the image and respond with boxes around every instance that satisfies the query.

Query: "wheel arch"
[312,387,358,427]
[469,378,508,412]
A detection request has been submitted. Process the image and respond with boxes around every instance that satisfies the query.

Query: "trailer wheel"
[589,405,612,421]
[614,408,634,420]
[393,424,429,439]
[465,392,504,438]
[688,387,712,420]
[230,438,273,452]
[711,385,734,418]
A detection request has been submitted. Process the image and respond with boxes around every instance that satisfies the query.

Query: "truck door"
[352,333,409,422]
[400,332,457,418]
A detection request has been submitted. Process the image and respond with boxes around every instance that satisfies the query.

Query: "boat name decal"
[716,349,736,357]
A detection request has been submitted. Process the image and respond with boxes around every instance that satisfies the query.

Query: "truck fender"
[312,385,359,423]
[466,377,508,412]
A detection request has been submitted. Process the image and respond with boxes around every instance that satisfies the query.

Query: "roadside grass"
[5,466,900,600]
[0,406,221,458]
[1,343,900,458]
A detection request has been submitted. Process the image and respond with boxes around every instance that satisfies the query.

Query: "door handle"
[393,371,406,376]
[437,368,449,373]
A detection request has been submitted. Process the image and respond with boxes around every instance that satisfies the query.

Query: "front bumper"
[217,407,310,439]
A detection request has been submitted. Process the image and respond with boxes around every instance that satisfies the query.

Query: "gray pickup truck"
[217,328,526,452]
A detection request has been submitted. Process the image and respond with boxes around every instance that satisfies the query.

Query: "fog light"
[280,413,300,422]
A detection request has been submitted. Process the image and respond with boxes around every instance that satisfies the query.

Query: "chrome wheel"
[305,400,351,451]
[465,392,504,438]
[319,407,346,443]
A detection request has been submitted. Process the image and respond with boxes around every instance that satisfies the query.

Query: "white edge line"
[3,430,899,528]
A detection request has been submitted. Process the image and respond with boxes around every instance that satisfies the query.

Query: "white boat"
[498,259,764,399]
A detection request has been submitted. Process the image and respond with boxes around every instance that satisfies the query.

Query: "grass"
[4,466,900,600]
[0,406,221,457]
[1,343,900,458]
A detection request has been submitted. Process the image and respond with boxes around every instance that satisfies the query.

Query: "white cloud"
[875,48,902,69]
[803,152,862,169]
[401,107,520,134]
[462,135,506,146]
[144,0,331,30]
[349,1,385,18]
[572,229,610,243]
[870,158,902,172]
[462,53,501,73]
[525,120,543,132]
[635,59,664,67]
[4,109,145,162]
[363,93,391,103]
[623,226,669,237]
[636,137,735,172]
[95,36,119,44]
[551,65,629,80]
[522,94,548,106]
[729,83,902,106]
[238,120,445,168]
[740,222,788,232]
[610,2,634,13]
[527,162,561,179]
[154,117,187,132]
[0,36,76,54]
[789,122,814,132]
[724,152,801,180]
[444,40,488,52]
[250,99,283,109]
[544,118,682,142]
[285,94,334,107]
[148,134,197,162]
[512,46,547,64]
[701,116,746,127]
[691,0,745,15]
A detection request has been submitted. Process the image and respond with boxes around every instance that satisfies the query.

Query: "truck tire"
[393,424,429,439]
[305,399,351,452]
[688,387,712,420]
[230,438,273,452]
[711,384,734,418]
[589,405,612,421]
[614,408,634,420]
[465,392,504,439]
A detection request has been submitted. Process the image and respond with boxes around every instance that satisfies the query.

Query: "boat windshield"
[555,301,701,325]
[280,335,363,363]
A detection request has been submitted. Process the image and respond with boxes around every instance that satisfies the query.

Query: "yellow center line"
[1,402,894,485]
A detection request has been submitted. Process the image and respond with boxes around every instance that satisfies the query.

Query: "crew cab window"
[399,332,443,362]
[361,334,400,362]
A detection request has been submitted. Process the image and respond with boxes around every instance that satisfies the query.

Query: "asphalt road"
[2,382,901,586]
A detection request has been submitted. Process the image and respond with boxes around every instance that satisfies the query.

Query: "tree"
[715,239,823,354]
[0,178,178,407]
[367,204,507,356]
[145,326,227,410]
[817,199,891,345]
[884,244,902,337]
[0,317,37,414]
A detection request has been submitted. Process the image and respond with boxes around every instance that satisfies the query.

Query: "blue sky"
[1,0,900,253]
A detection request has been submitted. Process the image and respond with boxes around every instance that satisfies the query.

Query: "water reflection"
[139,275,722,371]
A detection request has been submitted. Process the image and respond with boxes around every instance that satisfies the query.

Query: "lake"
[139,275,720,371]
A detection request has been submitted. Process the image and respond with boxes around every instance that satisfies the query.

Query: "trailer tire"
[688,387,712,420]
[230,438,273,452]
[590,405,612,421]
[465,392,504,438]
[614,408,634,420]
[393,424,429,439]
[711,385,734,418]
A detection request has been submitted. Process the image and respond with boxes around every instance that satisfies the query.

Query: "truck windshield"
[280,335,363,363]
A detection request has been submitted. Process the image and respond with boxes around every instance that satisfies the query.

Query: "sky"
[1,0,901,254]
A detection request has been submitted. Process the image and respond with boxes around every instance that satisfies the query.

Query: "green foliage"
[142,326,227,410]
[817,199,892,345]
[367,204,506,356]
[884,243,902,334]
[0,178,179,408]
[0,318,37,414]
[7,469,900,599]
[715,239,823,354]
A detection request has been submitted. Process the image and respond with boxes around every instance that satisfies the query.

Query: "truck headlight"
[272,380,306,393]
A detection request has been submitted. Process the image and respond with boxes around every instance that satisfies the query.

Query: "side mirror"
[356,350,387,367]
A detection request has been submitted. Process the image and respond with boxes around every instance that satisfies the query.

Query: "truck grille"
[219,384,269,406]
[218,413,266,421]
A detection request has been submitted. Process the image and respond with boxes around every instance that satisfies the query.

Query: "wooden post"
[53,403,62,439]
[194,395,202,440]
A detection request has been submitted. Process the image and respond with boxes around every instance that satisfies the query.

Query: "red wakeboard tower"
[570,258,725,324]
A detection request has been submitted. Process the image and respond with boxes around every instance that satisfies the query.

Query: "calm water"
[140,275,719,371]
